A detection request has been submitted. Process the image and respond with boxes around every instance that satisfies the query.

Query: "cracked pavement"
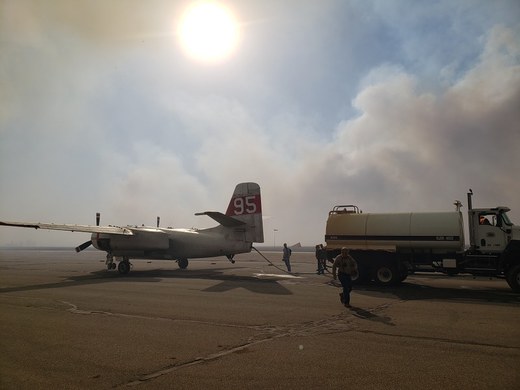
[1,249,519,389]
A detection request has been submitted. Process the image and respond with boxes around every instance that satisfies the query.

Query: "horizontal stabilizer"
[194,212,246,227]
[0,221,134,235]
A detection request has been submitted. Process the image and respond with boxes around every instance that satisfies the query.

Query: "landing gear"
[105,254,116,270]
[177,258,188,269]
[105,253,130,274]
[117,257,131,275]
[226,254,235,264]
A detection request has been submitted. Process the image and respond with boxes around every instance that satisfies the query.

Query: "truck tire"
[375,265,398,285]
[351,260,369,284]
[506,264,520,292]
[446,269,459,276]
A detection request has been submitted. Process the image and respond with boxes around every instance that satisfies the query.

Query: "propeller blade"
[75,240,92,253]
[96,212,100,226]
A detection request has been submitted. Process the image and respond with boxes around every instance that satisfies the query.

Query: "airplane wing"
[194,212,246,227]
[0,221,134,235]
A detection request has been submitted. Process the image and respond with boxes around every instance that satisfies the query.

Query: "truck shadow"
[354,280,520,305]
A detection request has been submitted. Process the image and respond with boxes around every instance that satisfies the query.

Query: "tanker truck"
[324,190,520,292]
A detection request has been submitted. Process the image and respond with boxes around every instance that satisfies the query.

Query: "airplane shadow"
[0,268,292,296]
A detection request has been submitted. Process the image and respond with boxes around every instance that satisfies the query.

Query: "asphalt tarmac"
[0,249,519,389]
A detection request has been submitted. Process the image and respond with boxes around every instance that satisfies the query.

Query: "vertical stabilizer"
[225,182,264,243]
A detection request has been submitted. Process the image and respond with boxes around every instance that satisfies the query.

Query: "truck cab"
[466,191,520,291]
[467,188,520,256]
[469,207,517,253]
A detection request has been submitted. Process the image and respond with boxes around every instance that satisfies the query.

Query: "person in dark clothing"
[332,247,358,308]
[315,245,324,274]
[319,244,328,272]
[282,243,292,272]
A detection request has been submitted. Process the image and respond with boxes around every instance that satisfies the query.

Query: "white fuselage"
[91,225,252,260]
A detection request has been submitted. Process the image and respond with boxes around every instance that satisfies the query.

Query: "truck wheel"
[351,262,368,284]
[446,269,459,276]
[506,264,520,292]
[375,265,397,285]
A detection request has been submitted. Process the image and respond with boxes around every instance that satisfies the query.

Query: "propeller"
[157,216,160,228]
[75,212,100,253]
[75,240,92,253]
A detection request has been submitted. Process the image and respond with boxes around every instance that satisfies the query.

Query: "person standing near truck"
[332,247,358,308]
[315,244,324,274]
[282,243,292,273]
[319,244,329,272]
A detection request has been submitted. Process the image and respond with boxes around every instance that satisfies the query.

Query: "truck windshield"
[501,212,513,226]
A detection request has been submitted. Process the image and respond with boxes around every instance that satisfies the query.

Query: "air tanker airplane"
[0,182,264,274]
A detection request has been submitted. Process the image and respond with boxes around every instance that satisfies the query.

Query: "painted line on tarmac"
[253,273,303,280]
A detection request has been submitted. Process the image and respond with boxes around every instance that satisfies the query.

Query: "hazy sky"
[1,0,519,248]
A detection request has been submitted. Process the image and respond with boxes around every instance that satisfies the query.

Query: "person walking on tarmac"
[332,247,358,308]
[319,244,328,272]
[282,243,292,273]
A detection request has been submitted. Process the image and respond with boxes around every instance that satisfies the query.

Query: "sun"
[178,2,239,63]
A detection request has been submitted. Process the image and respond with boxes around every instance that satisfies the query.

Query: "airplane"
[0,182,264,274]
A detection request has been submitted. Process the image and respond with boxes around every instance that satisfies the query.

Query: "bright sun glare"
[178,2,239,63]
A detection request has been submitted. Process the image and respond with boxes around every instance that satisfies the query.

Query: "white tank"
[325,207,464,253]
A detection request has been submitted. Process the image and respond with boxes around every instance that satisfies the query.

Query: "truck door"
[476,213,507,252]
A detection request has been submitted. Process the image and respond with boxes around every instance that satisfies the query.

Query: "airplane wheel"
[118,261,130,275]
[178,258,188,269]
[111,263,116,270]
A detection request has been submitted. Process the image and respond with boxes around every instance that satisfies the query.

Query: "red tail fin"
[225,182,263,243]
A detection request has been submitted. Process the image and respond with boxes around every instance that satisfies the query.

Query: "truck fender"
[506,264,520,293]
[502,240,520,292]
[502,240,520,270]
